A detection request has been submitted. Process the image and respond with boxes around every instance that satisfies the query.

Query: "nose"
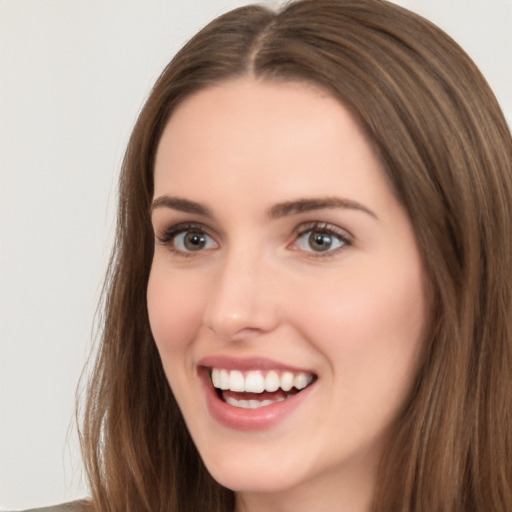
[203,250,280,342]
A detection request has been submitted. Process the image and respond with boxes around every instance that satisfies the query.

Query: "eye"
[174,230,216,252]
[297,230,344,252]
[157,223,218,254]
[292,223,352,255]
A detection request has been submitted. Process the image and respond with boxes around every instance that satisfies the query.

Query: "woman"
[24,0,512,510]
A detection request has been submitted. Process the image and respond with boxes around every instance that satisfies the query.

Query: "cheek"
[146,266,206,354]
[295,264,426,399]
[299,266,424,340]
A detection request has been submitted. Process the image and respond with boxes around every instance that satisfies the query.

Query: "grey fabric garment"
[7,500,88,512]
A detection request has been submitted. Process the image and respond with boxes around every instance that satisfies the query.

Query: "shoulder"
[6,501,90,512]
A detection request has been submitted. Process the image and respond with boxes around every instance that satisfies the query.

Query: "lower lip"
[199,369,315,431]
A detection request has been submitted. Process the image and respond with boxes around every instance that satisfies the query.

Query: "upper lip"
[198,355,316,374]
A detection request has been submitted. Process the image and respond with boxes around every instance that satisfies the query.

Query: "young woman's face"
[148,79,427,509]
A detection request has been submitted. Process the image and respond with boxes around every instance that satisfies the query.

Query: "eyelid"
[289,221,353,256]
[293,221,353,240]
[155,222,218,255]
[156,222,204,242]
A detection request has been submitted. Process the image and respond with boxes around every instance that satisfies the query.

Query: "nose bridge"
[203,243,278,341]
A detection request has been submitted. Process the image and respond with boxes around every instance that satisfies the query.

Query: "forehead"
[156,79,354,160]
[153,78,393,216]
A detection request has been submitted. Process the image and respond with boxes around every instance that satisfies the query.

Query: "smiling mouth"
[209,368,317,409]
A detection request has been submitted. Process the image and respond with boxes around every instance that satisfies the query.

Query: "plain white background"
[0,1,510,509]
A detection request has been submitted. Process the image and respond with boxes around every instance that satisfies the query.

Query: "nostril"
[202,262,281,340]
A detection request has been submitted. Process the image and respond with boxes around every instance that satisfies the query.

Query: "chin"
[194,439,306,493]
[208,462,305,494]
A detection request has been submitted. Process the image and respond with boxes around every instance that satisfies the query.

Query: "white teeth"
[219,369,230,390]
[245,371,265,393]
[225,396,240,407]
[230,370,245,392]
[225,397,283,409]
[280,371,294,392]
[211,368,220,387]
[265,370,280,392]
[211,368,314,394]
[212,368,232,390]
[294,372,313,390]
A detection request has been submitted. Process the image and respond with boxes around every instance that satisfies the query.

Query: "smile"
[198,356,318,429]
[210,368,316,409]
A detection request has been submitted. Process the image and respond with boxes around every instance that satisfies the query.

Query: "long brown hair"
[79,1,512,510]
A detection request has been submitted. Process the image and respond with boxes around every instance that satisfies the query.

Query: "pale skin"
[147,78,427,512]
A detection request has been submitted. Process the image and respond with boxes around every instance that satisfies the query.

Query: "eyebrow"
[268,197,378,220]
[150,196,213,217]
[150,195,378,220]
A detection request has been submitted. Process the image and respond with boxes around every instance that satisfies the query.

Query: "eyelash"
[155,221,353,258]
[156,222,216,257]
[292,221,353,257]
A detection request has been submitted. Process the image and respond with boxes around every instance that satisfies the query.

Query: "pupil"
[184,232,206,251]
[309,232,332,251]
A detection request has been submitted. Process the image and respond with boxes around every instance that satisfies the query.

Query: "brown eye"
[183,232,207,251]
[173,230,216,252]
[295,226,348,254]
[308,232,335,252]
